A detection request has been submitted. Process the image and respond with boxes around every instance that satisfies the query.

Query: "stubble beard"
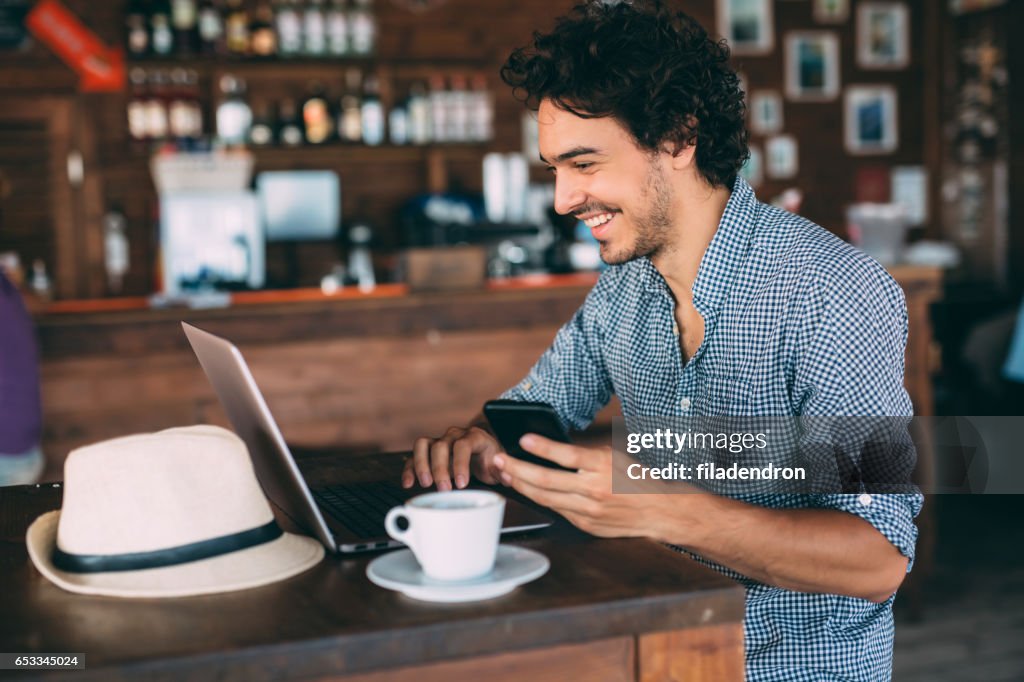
[599,159,675,266]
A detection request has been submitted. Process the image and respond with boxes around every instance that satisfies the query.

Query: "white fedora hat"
[27,425,324,598]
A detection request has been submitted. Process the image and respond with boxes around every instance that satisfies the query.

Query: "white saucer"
[366,545,549,603]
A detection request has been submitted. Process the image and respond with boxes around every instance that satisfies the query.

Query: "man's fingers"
[497,453,577,491]
[401,458,416,489]
[409,427,494,490]
[429,439,453,491]
[412,437,434,487]
[508,475,596,516]
[519,434,584,470]
[451,438,474,489]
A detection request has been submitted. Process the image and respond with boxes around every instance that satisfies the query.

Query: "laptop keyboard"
[311,481,413,539]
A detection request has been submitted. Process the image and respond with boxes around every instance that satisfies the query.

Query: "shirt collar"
[691,176,759,313]
[638,176,759,312]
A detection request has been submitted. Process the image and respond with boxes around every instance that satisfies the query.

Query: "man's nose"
[553,175,586,216]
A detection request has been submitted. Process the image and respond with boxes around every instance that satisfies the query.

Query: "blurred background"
[0,0,1022,678]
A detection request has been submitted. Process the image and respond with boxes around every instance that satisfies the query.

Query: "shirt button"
[672,321,680,337]
[680,397,692,410]
[858,493,873,506]
[522,380,533,390]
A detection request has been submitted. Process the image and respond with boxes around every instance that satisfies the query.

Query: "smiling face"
[538,99,678,265]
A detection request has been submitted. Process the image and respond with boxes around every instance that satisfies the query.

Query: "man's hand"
[492,434,691,538]
[496,436,910,602]
[403,424,505,491]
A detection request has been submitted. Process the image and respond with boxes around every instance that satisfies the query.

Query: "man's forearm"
[650,495,909,603]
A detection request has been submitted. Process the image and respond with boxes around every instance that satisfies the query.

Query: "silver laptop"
[182,322,552,554]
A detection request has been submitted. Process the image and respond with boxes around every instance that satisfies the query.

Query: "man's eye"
[546,166,557,174]
[574,162,594,171]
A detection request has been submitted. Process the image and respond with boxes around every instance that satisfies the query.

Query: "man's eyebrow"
[539,147,603,165]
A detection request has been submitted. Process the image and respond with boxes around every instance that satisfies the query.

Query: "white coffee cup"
[384,490,505,582]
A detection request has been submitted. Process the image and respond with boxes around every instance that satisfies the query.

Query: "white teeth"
[583,213,614,228]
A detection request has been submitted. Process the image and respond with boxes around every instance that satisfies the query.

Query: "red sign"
[25,0,124,92]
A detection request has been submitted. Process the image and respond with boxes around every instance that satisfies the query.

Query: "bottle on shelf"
[249,1,278,57]
[338,68,363,144]
[171,0,198,54]
[407,81,431,145]
[127,68,151,142]
[469,73,494,142]
[167,68,194,141]
[346,219,376,292]
[145,70,170,141]
[303,0,328,57]
[30,260,52,301]
[278,98,305,146]
[447,73,469,142]
[224,0,250,55]
[150,0,174,56]
[185,69,204,140]
[103,206,131,295]
[348,0,375,56]
[326,0,349,57]
[275,0,302,57]
[388,91,409,146]
[303,81,334,144]
[215,74,253,146]
[249,100,276,146]
[360,74,384,146]
[125,0,150,57]
[428,74,447,143]
[197,0,225,55]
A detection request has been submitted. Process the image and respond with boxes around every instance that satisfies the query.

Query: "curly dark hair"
[501,0,749,189]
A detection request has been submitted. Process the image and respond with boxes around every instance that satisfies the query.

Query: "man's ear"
[664,138,697,171]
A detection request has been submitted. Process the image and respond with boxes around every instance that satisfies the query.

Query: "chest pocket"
[697,373,756,416]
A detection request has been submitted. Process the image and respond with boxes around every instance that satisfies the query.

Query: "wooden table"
[0,452,746,682]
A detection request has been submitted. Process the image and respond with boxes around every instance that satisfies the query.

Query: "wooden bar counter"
[0,451,746,682]
[32,268,941,476]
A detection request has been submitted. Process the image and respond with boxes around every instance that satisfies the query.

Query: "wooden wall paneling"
[324,637,635,682]
[0,97,82,298]
[43,99,77,299]
[73,95,108,297]
[637,623,745,682]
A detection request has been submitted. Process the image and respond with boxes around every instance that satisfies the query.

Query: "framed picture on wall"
[813,0,850,23]
[740,144,763,187]
[766,135,799,179]
[857,2,910,69]
[785,32,840,101]
[716,0,774,56]
[749,91,784,134]
[845,85,899,154]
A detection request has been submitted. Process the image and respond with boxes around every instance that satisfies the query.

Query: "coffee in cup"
[384,490,505,582]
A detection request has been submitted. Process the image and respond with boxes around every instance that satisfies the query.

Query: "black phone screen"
[483,399,575,472]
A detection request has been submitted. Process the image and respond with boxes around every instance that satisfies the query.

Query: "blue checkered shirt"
[502,176,922,681]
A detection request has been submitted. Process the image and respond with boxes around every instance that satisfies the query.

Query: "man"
[403,1,921,679]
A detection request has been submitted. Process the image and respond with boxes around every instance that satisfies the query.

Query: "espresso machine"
[152,152,264,296]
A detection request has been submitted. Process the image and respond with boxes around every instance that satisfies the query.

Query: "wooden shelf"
[37,273,599,317]
[249,143,490,165]
[125,57,489,79]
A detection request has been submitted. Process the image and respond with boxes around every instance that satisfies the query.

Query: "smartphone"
[483,399,575,472]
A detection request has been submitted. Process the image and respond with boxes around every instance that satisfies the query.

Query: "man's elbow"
[864,554,910,604]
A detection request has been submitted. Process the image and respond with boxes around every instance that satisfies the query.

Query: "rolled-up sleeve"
[814,492,923,571]
[793,260,924,572]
